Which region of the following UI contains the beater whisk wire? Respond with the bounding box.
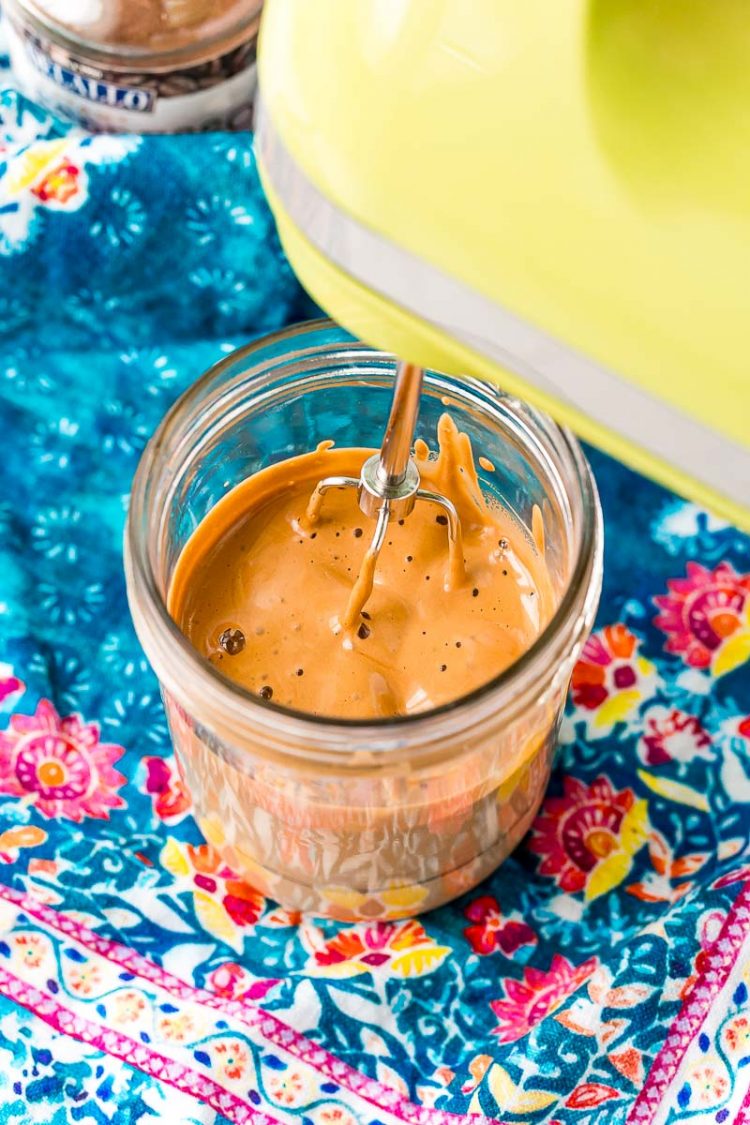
[304,360,465,618]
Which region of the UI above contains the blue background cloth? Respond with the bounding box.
[1,79,750,1125]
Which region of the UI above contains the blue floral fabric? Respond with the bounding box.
[2,67,750,1125]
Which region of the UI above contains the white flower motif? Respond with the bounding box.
[101,633,151,681]
[4,364,54,396]
[119,348,178,398]
[186,194,254,245]
[98,399,151,457]
[90,187,146,248]
[31,417,81,471]
[38,578,106,626]
[31,505,84,563]
[103,688,169,748]
[210,136,255,169]
[188,267,261,318]
[27,649,91,712]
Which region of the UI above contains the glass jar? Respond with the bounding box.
[125,320,602,920]
[4,0,262,133]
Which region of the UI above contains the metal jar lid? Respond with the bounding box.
[8,0,264,72]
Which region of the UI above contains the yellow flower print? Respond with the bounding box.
[158,1012,195,1042]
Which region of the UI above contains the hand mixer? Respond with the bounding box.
[254,0,750,533]
[303,361,463,630]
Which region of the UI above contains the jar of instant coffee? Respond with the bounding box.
[4,0,263,132]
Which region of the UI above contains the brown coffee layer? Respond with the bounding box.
[169,414,553,719]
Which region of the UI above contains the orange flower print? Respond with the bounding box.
[0,824,47,864]
[211,1039,251,1082]
[683,1060,730,1108]
[112,991,147,1024]
[31,161,81,205]
[314,1109,357,1125]
[570,624,658,736]
[266,1067,309,1106]
[461,1055,492,1095]
[723,1015,750,1055]
[12,933,45,969]
[68,962,102,995]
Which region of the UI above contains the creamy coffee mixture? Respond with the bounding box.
[169,414,553,719]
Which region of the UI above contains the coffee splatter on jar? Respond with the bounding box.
[4,0,262,132]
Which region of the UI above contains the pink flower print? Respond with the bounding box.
[0,700,125,821]
[463,895,536,956]
[679,910,727,1000]
[529,775,647,898]
[654,561,750,677]
[639,707,713,766]
[0,664,24,710]
[208,961,279,1001]
[141,754,191,823]
[209,961,252,998]
[490,954,598,1042]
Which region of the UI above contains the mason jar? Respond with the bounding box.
[5,0,262,132]
[125,320,602,920]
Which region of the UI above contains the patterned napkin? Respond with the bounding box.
[1,72,750,1125]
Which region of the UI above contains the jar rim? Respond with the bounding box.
[126,319,602,747]
[7,0,262,71]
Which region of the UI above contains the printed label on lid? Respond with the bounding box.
[23,33,155,112]
[5,17,257,133]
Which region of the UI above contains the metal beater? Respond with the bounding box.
[305,362,464,629]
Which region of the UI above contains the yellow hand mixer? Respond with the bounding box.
[254,0,750,535]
